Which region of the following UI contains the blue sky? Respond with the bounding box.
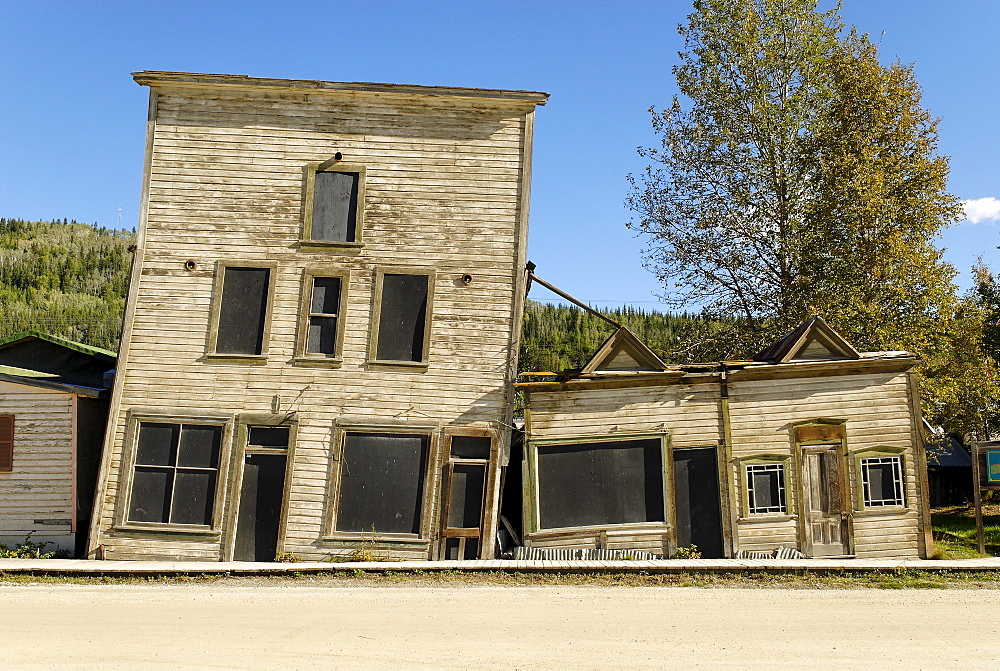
[1,1,997,309]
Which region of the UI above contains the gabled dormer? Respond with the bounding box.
[752,316,860,364]
[580,327,667,374]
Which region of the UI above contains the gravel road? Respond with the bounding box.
[1,582,997,668]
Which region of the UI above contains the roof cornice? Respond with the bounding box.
[132,71,549,105]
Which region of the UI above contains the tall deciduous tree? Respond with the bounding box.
[628,0,961,351]
[627,0,988,433]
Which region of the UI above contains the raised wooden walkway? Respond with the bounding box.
[2,557,1000,576]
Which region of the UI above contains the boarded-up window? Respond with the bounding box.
[375,274,429,362]
[306,276,341,355]
[216,267,270,355]
[312,171,360,242]
[128,422,223,526]
[746,463,787,514]
[0,415,13,472]
[861,456,904,507]
[535,439,664,530]
[336,432,428,535]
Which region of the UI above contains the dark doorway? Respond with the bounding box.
[672,447,724,558]
[234,453,287,561]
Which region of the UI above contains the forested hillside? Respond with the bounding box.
[0,218,134,351]
[520,301,712,373]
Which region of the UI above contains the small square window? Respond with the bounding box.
[301,163,366,248]
[746,463,787,514]
[860,456,904,507]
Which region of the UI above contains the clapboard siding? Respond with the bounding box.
[92,75,542,562]
[0,382,76,550]
[521,362,929,559]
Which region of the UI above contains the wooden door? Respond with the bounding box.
[801,446,849,557]
[440,462,487,560]
[672,447,724,558]
[234,453,287,561]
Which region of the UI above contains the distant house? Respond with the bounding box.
[924,426,972,506]
[516,317,933,559]
[0,331,114,556]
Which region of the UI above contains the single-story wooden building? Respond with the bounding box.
[516,317,932,559]
[0,331,114,556]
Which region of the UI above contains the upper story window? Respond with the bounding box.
[295,268,350,365]
[370,268,435,367]
[208,262,276,361]
[301,163,366,249]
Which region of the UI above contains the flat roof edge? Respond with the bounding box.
[132,71,549,105]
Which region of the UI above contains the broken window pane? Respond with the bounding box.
[861,456,904,507]
[746,463,787,514]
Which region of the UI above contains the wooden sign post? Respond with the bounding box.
[972,438,1000,555]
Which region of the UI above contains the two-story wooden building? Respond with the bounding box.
[517,317,933,559]
[89,72,547,561]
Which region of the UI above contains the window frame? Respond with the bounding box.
[0,414,13,473]
[293,267,350,366]
[525,432,672,534]
[322,421,441,547]
[739,454,794,520]
[439,427,499,560]
[852,446,909,512]
[368,266,436,369]
[300,162,367,250]
[115,411,233,535]
[221,412,298,561]
[206,261,278,363]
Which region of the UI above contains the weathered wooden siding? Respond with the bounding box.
[526,382,724,445]
[521,367,926,559]
[0,382,75,552]
[522,381,722,555]
[92,79,539,561]
[728,371,922,558]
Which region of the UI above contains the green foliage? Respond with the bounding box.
[0,533,55,559]
[673,545,701,559]
[0,217,133,350]
[519,301,720,373]
[627,0,988,433]
[931,507,1000,558]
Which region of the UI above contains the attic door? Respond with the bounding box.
[800,446,849,557]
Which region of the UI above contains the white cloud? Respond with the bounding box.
[963,197,1000,224]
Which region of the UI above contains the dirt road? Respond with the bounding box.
[1,582,997,668]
